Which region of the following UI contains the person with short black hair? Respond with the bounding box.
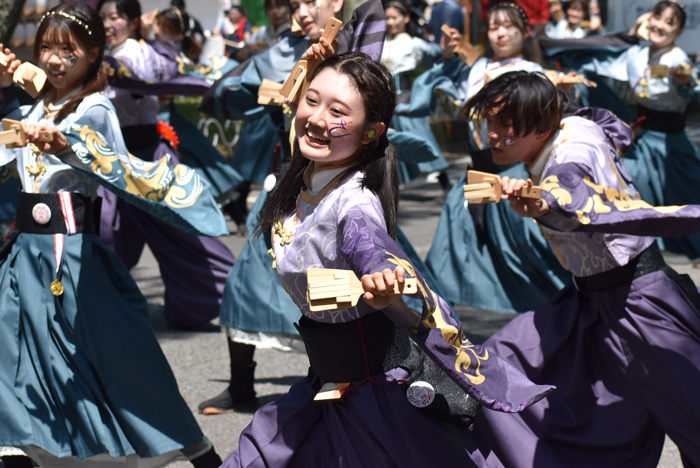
[403,3,571,315]
[467,70,700,468]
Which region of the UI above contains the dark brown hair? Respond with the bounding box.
[652,0,686,29]
[157,7,189,38]
[484,4,534,60]
[568,0,591,22]
[96,0,142,39]
[256,52,400,239]
[34,3,107,124]
[464,71,562,138]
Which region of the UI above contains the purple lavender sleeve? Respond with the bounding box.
[537,162,700,236]
[338,205,555,412]
[106,41,211,96]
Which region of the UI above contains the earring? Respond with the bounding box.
[367,130,376,138]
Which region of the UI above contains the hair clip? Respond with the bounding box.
[172,7,186,35]
[40,10,93,35]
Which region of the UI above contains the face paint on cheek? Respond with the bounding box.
[329,119,352,138]
[110,21,127,39]
[64,55,78,67]
[314,0,323,12]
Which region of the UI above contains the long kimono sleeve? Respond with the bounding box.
[537,161,700,236]
[394,58,471,117]
[198,34,308,120]
[672,57,700,101]
[337,202,554,412]
[106,40,215,96]
[539,32,638,72]
[411,37,442,70]
[59,103,228,237]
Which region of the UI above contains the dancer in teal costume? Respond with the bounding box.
[381,0,448,187]
[402,3,570,313]
[0,4,224,467]
[544,1,700,260]
[428,165,569,313]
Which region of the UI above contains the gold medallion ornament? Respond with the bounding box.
[50,279,64,296]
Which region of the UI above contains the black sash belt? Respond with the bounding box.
[295,312,411,383]
[16,192,100,235]
[121,124,160,151]
[637,106,686,134]
[573,243,665,291]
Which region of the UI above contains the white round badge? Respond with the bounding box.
[406,381,435,408]
[32,203,51,225]
[263,173,277,192]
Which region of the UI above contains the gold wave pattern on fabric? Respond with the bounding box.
[70,124,202,209]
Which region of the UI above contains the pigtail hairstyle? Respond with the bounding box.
[34,3,107,124]
[257,52,400,239]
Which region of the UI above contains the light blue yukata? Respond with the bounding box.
[578,43,700,258]
[0,88,226,466]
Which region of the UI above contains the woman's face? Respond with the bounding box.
[229,9,243,22]
[385,7,408,37]
[567,5,585,25]
[39,32,96,99]
[266,3,290,28]
[290,0,341,41]
[487,11,526,60]
[295,68,375,169]
[99,2,136,48]
[648,6,682,48]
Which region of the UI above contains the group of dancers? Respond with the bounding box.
[1,0,700,467]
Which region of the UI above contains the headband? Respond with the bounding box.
[385,0,409,15]
[491,3,529,28]
[40,10,92,36]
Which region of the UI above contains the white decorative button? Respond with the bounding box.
[406,381,435,408]
[32,203,51,225]
[263,173,277,192]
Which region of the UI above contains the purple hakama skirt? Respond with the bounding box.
[477,268,700,467]
[222,367,505,468]
[99,139,235,329]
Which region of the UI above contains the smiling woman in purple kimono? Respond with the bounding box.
[219,52,554,468]
[464,71,700,468]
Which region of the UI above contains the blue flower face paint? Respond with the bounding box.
[329,119,352,138]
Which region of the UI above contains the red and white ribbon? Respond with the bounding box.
[53,233,64,275]
[58,191,76,235]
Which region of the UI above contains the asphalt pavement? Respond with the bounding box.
[129,153,691,467]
